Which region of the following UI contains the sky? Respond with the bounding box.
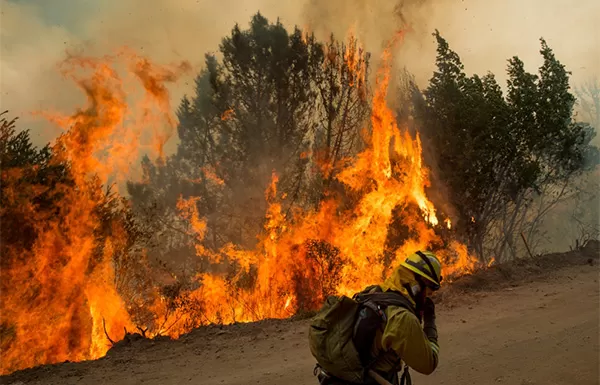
[1,0,599,147]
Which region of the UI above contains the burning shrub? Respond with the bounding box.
[149,279,206,335]
[0,114,135,372]
[0,322,16,358]
[1,46,190,373]
[0,113,73,264]
[386,203,429,256]
[293,240,346,312]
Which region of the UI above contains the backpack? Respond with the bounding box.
[308,285,417,383]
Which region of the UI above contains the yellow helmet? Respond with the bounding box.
[400,250,443,290]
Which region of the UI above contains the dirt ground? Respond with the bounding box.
[2,245,599,385]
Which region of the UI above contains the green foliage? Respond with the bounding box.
[417,31,598,259]
[216,13,320,163]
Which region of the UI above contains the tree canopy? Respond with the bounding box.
[415,31,598,260]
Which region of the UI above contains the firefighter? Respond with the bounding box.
[369,251,442,382]
[311,250,442,385]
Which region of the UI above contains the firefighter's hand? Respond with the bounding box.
[422,297,438,341]
[423,297,435,321]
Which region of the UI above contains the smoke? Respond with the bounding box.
[2,0,598,145]
[0,0,305,146]
[303,0,599,88]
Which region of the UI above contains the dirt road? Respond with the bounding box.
[3,258,599,385]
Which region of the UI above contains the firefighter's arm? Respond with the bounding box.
[380,307,439,375]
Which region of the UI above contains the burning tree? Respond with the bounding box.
[128,13,373,259]
[121,28,477,334]
[0,49,191,374]
[0,112,135,372]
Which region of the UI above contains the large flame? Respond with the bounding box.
[1,49,190,374]
[158,36,478,330]
[1,35,479,375]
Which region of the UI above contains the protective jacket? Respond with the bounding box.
[368,265,440,376]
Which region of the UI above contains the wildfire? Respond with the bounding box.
[184,166,225,187]
[301,24,312,44]
[0,49,190,374]
[445,218,452,229]
[1,34,481,375]
[344,30,366,89]
[220,108,234,121]
[438,241,477,278]
[201,166,225,186]
[163,33,479,328]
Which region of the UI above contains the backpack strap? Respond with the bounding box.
[352,284,382,299]
[352,286,417,375]
[400,364,412,385]
[357,290,417,316]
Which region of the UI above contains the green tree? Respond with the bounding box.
[417,32,596,261]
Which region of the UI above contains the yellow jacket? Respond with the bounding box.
[369,266,440,375]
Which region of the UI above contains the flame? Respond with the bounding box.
[184,167,224,187]
[344,30,366,90]
[202,166,225,186]
[176,196,208,255]
[301,24,312,44]
[1,49,189,374]
[160,33,478,330]
[220,108,234,121]
[438,241,477,278]
[445,218,452,229]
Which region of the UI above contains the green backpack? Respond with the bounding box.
[308,285,416,383]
